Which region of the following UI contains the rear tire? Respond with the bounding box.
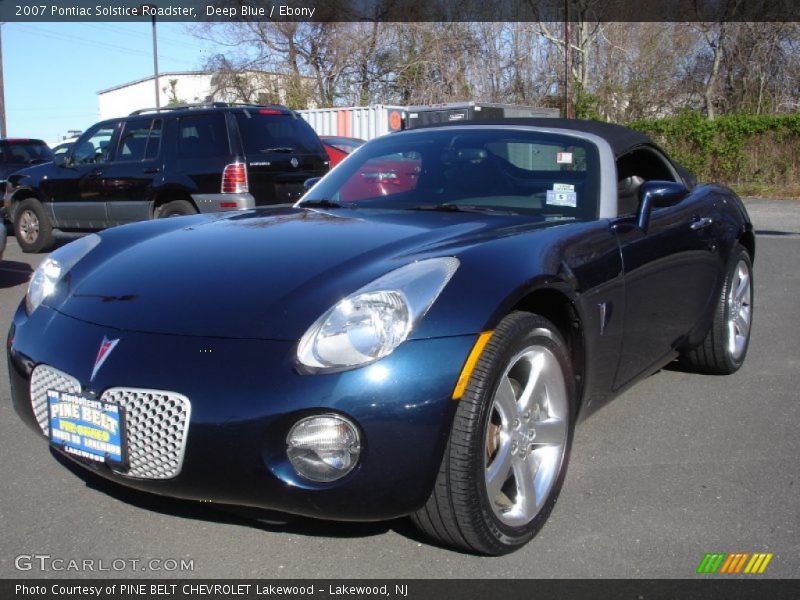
[411,311,575,555]
[156,200,197,218]
[13,198,54,254]
[681,244,753,374]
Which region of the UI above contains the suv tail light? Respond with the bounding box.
[222,162,248,194]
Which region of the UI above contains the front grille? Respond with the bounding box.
[29,365,81,436]
[103,388,191,479]
[29,365,192,480]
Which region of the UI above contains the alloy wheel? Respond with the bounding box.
[727,259,752,360]
[484,346,569,526]
[19,209,40,245]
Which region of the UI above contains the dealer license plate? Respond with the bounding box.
[47,389,127,467]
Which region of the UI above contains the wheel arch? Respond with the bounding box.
[738,227,755,261]
[150,187,198,218]
[8,187,46,222]
[498,285,586,418]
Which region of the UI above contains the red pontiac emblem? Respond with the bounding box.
[90,337,120,381]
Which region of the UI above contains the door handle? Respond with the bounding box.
[690,216,713,230]
[143,167,161,174]
[88,169,103,177]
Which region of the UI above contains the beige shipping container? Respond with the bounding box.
[298,105,406,141]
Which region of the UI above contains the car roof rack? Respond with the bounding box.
[129,102,291,116]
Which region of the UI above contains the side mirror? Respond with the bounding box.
[636,180,689,231]
[53,153,68,167]
[303,177,321,191]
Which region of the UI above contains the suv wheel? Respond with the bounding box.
[14,198,55,253]
[157,200,197,219]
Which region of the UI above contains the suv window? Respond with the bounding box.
[145,120,162,160]
[178,114,228,158]
[72,123,118,165]
[0,141,53,165]
[117,119,150,162]
[235,112,323,154]
[115,118,163,162]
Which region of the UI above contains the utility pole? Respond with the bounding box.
[151,14,160,109]
[0,23,7,137]
[564,1,573,119]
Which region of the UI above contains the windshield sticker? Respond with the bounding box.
[546,190,578,208]
[556,152,573,164]
[553,183,575,192]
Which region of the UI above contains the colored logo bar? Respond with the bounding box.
[697,552,773,574]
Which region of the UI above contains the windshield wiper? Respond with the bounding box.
[407,203,519,215]
[299,199,346,209]
[259,147,295,153]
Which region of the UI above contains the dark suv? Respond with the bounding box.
[1,139,53,217]
[4,103,329,253]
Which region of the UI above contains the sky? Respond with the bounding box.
[2,22,226,144]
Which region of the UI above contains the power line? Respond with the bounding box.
[12,24,197,66]
[85,23,211,52]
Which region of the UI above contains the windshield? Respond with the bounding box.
[0,141,54,166]
[300,128,600,219]
[236,111,325,155]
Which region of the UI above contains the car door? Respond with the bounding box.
[47,121,121,229]
[612,147,720,389]
[104,118,164,226]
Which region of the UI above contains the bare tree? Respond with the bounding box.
[189,18,798,120]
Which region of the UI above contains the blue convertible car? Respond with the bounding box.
[7,119,754,554]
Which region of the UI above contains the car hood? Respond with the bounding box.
[51,207,553,340]
[0,163,27,180]
[5,161,51,183]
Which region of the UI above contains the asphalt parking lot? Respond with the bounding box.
[0,199,798,579]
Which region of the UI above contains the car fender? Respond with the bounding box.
[482,274,582,330]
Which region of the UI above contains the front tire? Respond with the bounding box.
[681,244,753,374]
[412,312,575,555]
[13,198,55,253]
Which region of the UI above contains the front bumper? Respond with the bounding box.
[8,304,476,521]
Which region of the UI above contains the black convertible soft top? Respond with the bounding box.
[411,117,654,158]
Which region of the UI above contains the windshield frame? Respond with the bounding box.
[298,125,604,220]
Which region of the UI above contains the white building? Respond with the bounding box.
[97,70,308,120]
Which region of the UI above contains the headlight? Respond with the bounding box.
[297,257,459,371]
[26,234,101,314]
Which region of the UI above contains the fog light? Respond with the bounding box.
[286,415,361,482]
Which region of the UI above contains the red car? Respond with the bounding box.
[339,154,421,201]
[317,136,420,200]
[320,136,365,167]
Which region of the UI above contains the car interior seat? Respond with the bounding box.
[443,147,513,201]
[617,175,645,216]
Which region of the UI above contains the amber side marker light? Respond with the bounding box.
[452,331,494,400]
